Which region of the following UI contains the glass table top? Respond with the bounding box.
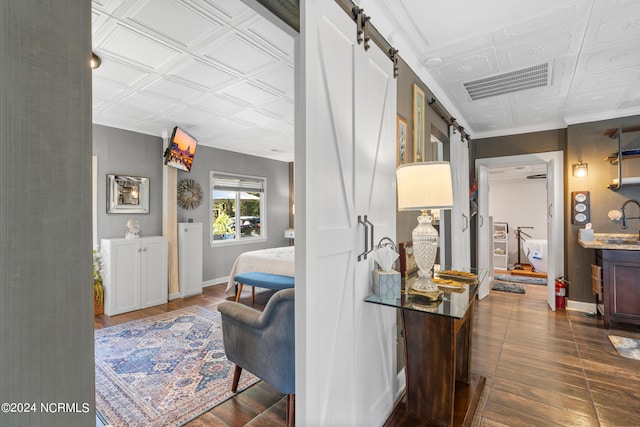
[364,266,486,319]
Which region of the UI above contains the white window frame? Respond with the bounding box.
[210,171,267,247]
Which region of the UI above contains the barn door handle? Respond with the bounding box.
[548,203,553,218]
[462,213,469,232]
[358,215,369,261]
[479,215,484,227]
[364,216,375,258]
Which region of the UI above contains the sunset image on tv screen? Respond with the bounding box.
[165,127,197,172]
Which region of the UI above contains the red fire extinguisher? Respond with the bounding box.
[555,277,569,309]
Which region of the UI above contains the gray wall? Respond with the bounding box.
[93,125,290,285]
[176,145,290,284]
[396,57,451,261]
[1,1,95,426]
[567,115,640,303]
[93,125,164,239]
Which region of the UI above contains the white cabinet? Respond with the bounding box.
[492,222,509,270]
[101,236,168,315]
[178,222,202,298]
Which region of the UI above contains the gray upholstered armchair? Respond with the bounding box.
[218,288,295,426]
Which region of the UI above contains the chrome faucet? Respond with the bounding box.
[621,199,640,240]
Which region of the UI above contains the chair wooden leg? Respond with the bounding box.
[235,283,243,302]
[231,365,242,393]
[251,286,255,304]
[286,394,295,427]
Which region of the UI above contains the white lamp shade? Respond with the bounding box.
[396,162,454,211]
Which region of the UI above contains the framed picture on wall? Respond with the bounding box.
[107,174,150,214]
[397,115,408,166]
[412,84,425,162]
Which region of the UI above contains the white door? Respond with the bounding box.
[476,165,492,300]
[298,1,397,425]
[140,237,168,308]
[179,222,203,298]
[450,127,470,268]
[546,160,556,310]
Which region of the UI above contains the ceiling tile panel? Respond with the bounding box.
[128,0,222,48]
[218,81,279,105]
[117,92,178,114]
[231,109,280,127]
[98,24,181,70]
[192,93,248,115]
[168,58,237,90]
[491,2,590,45]
[189,0,252,23]
[245,18,294,58]
[435,48,500,83]
[141,77,204,102]
[498,30,580,68]
[92,80,125,106]
[255,63,294,97]
[99,103,155,125]
[159,106,217,127]
[202,33,278,75]
[576,39,640,75]
[92,58,150,87]
[259,99,294,120]
[586,2,640,46]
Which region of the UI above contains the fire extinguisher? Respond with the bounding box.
[555,277,569,309]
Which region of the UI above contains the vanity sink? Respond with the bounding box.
[598,239,640,245]
[579,233,640,250]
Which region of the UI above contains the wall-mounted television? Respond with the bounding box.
[164,126,198,172]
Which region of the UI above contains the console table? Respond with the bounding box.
[365,267,486,427]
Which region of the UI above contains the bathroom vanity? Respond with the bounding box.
[579,234,640,328]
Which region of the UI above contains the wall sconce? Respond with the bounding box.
[90,52,101,70]
[573,159,588,178]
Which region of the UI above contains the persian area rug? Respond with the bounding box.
[494,274,546,285]
[491,281,525,294]
[608,335,640,360]
[95,306,259,427]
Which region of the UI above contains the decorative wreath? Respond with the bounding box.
[177,178,203,210]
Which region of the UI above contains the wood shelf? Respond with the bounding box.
[604,125,640,138]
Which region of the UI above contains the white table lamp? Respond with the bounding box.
[397,162,454,293]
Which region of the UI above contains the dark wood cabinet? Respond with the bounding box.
[596,249,640,328]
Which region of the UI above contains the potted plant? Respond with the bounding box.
[93,249,104,315]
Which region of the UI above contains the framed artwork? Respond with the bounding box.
[412,84,425,162]
[107,174,149,214]
[397,115,408,166]
[398,241,418,277]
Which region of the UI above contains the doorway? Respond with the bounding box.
[476,151,564,310]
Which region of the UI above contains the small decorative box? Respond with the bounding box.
[373,269,401,301]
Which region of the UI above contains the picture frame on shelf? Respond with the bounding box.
[397,115,409,166]
[398,241,418,277]
[412,84,425,163]
[107,174,149,214]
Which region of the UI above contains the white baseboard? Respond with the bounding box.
[566,299,596,313]
[169,292,181,300]
[204,276,228,288]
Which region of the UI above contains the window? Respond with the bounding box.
[211,172,266,245]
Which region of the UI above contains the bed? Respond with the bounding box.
[225,246,295,295]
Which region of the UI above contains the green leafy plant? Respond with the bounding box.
[213,211,234,235]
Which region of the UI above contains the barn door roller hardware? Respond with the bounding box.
[353,6,371,50]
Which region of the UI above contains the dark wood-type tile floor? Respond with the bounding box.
[95,282,640,426]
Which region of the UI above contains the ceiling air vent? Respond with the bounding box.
[463,62,551,101]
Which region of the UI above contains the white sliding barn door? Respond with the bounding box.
[476,165,492,300]
[297,1,398,425]
[450,127,470,268]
